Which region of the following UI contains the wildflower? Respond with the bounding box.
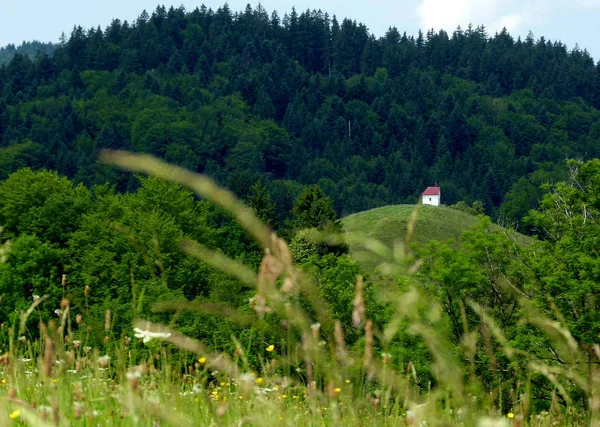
[133,327,171,344]
[9,410,20,419]
[33,295,40,301]
[126,369,141,390]
[73,340,81,348]
[98,355,110,368]
[126,370,141,380]
[266,344,275,352]
[255,377,263,385]
[311,322,321,332]
[507,413,515,419]
[334,387,342,393]
[352,276,365,327]
[345,379,351,384]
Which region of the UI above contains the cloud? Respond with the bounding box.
[417,0,528,34]
[491,13,524,33]
[417,0,600,36]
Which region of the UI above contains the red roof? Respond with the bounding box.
[422,186,440,196]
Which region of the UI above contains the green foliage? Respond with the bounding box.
[1,5,599,223]
[291,185,340,232]
[289,228,330,262]
[525,159,600,344]
[0,41,55,66]
[0,234,64,326]
[0,169,91,244]
[450,200,485,216]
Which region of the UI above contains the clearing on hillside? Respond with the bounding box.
[343,204,531,270]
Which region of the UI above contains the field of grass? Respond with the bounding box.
[343,204,532,270]
[0,155,588,427]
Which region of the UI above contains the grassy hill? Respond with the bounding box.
[343,204,532,270]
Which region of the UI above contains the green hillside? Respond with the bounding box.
[343,204,532,269]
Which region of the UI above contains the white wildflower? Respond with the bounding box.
[477,417,510,427]
[126,370,141,380]
[133,327,171,344]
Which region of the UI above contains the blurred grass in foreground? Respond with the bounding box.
[0,151,594,426]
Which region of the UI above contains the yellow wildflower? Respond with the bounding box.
[508,413,515,419]
[198,357,207,364]
[345,379,350,384]
[9,410,20,419]
[266,344,275,352]
[334,387,342,393]
[255,377,263,384]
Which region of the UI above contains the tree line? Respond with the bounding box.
[0,4,598,224]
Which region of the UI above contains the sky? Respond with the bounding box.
[1,0,599,62]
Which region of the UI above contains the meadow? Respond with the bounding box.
[0,152,596,426]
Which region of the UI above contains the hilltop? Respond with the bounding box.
[343,204,532,269]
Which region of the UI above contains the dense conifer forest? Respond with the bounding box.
[1,4,599,223]
[0,40,55,66]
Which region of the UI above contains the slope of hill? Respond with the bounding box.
[343,204,532,269]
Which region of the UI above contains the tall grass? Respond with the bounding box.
[0,151,595,426]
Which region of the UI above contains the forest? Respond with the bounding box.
[0,41,55,66]
[1,3,600,423]
[0,4,599,223]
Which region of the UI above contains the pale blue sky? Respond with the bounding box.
[1,0,598,62]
